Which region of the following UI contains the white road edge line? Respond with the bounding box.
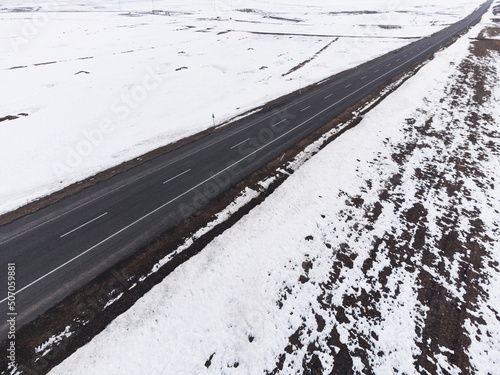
[272,119,286,127]
[163,169,191,184]
[230,138,250,150]
[60,212,108,238]
[0,31,460,304]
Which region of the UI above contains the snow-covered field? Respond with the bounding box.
[47,2,500,374]
[0,0,483,214]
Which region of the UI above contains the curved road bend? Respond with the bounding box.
[0,0,493,337]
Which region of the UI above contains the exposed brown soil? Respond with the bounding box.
[477,26,500,41]
[283,39,338,77]
[328,11,381,16]
[237,8,259,14]
[249,30,418,39]
[0,115,19,122]
[33,61,56,66]
[268,15,303,23]
[378,25,402,30]
[265,25,500,375]
[413,41,498,375]
[0,113,28,122]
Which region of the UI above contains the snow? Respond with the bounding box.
[102,292,124,309]
[47,2,500,374]
[0,0,484,214]
[35,326,73,357]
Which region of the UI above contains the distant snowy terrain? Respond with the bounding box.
[48,2,500,374]
[0,0,483,214]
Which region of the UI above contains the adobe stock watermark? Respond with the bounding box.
[15,269,130,375]
[341,0,403,66]
[6,263,17,372]
[177,107,296,217]
[51,64,166,180]
[8,1,63,53]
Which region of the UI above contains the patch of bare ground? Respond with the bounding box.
[477,26,500,42]
[237,8,258,13]
[412,34,499,374]
[378,25,402,30]
[248,30,417,39]
[0,114,26,122]
[268,15,303,23]
[328,11,381,16]
[266,27,500,374]
[283,39,338,77]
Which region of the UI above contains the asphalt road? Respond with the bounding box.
[0,0,493,338]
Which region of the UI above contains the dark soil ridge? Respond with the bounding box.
[283,39,338,77]
[248,30,419,39]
